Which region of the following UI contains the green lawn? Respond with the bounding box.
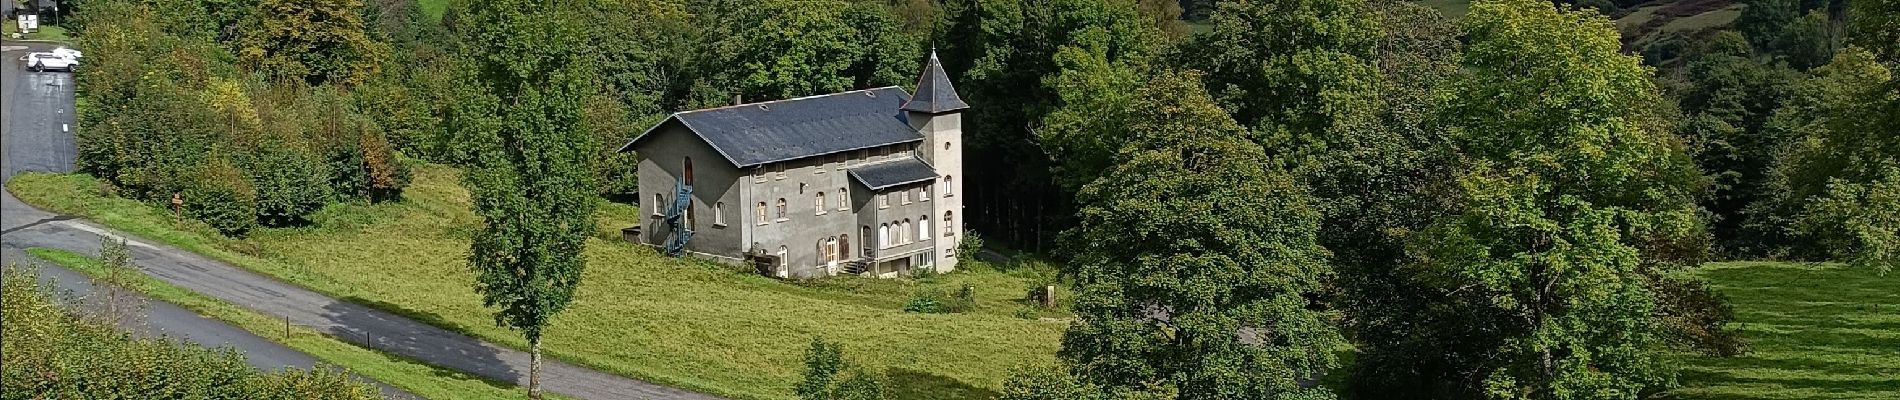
[1672,262,1900,400]
[4,21,73,43]
[6,165,1068,400]
[24,248,546,400]
[1414,0,1472,19]
[418,0,450,22]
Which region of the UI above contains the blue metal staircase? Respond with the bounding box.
[662,180,694,256]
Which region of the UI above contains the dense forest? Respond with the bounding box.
[42,0,1897,399]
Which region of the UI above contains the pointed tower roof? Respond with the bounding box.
[901,51,969,114]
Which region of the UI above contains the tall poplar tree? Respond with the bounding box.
[456,1,598,398]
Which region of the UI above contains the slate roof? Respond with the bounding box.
[900,51,969,114]
[848,157,938,190]
[619,87,922,168]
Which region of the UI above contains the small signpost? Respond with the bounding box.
[16,14,37,33]
[170,193,183,225]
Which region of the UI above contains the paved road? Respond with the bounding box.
[0,41,415,399]
[0,42,720,400]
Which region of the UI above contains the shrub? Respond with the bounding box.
[319,113,411,202]
[181,156,260,236]
[796,337,888,400]
[903,290,943,314]
[904,285,975,314]
[1,264,379,399]
[246,146,333,226]
[957,229,985,260]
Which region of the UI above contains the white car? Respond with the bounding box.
[21,52,78,72]
[51,47,83,59]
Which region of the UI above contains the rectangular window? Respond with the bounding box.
[754,168,767,183]
[714,202,727,226]
[652,194,664,216]
[920,186,930,201]
[879,193,889,209]
[774,163,786,180]
[900,189,911,205]
[756,202,768,225]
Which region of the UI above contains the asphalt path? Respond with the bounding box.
[0,41,719,400]
[0,41,415,399]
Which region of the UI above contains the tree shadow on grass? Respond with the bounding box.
[342,295,476,336]
[1673,263,1900,400]
[886,368,1000,400]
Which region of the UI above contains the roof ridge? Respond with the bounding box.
[681,86,907,115]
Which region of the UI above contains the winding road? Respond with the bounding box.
[0,41,718,400]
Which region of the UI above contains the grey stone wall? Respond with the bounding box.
[635,123,744,259]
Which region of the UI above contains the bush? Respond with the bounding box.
[1,264,380,399]
[957,230,985,260]
[903,290,943,314]
[246,146,332,226]
[181,156,260,237]
[904,285,975,314]
[796,337,888,400]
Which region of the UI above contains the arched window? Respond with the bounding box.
[756,202,768,225]
[839,234,850,260]
[901,219,912,244]
[944,176,954,196]
[815,192,827,215]
[918,215,928,241]
[776,198,787,220]
[778,246,788,267]
[838,187,849,211]
[860,226,872,255]
[944,211,954,236]
[683,157,694,185]
[713,202,726,226]
[817,240,826,265]
[653,193,665,216]
[879,224,890,248]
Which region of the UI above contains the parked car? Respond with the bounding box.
[51,47,83,59]
[21,52,78,72]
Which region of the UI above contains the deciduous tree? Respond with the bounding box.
[457,1,600,398]
[1360,0,1716,398]
[1059,70,1339,399]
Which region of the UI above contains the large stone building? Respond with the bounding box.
[619,52,966,278]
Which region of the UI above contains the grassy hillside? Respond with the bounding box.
[1415,0,1473,19]
[1674,262,1899,400]
[6,164,1068,400]
[1614,0,1745,49]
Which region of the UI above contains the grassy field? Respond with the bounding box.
[6,165,1068,400]
[1672,262,1899,400]
[3,21,72,43]
[1415,0,1472,19]
[417,0,450,22]
[24,248,548,400]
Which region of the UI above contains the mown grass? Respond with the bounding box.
[3,21,73,43]
[1671,262,1900,400]
[26,247,546,400]
[7,165,1068,400]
